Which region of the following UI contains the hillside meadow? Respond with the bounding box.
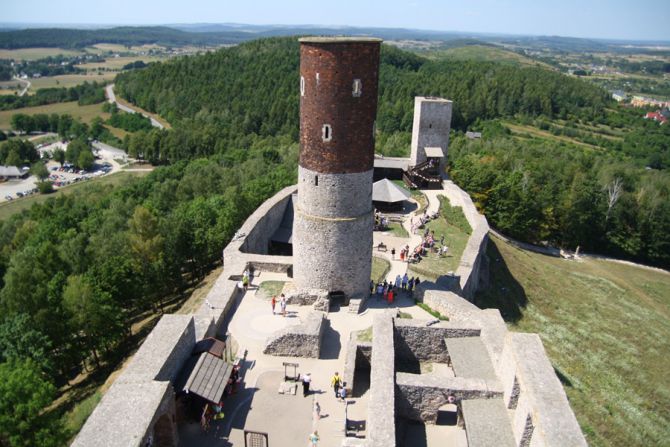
[478,235,670,447]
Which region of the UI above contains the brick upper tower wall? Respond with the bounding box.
[299,38,380,174]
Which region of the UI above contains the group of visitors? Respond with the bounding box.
[372,274,421,303]
[409,210,439,235]
[270,293,287,316]
[374,210,389,231]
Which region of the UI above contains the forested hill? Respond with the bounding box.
[116,37,609,136]
[0,26,250,49]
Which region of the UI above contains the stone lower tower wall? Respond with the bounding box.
[410,96,453,169]
[293,37,381,300]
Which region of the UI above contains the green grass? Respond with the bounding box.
[408,196,471,281]
[371,256,391,284]
[478,235,670,447]
[0,171,149,221]
[257,280,285,300]
[416,302,449,320]
[398,311,413,319]
[388,221,409,238]
[0,101,109,130]
[357,326,373,342]
[62,391,102,436]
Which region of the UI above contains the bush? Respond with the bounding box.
[37,181,54,194]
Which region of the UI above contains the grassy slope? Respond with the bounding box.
[478,235,670,447]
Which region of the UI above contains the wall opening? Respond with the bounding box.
[352,79,362,97]
[315,175,318,186]
[300,76,305,96]
[322,124,332,142]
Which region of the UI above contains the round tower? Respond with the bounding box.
[293,37,382,301]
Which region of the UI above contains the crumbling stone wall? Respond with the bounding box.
[395,373,503,423]
[263,311,326,358]
[394,319,480,367]
[367,314,396,447]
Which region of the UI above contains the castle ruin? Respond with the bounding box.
[72,36,587,447]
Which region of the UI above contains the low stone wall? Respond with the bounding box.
[396,372,503,423]
[440,180,490,301]
[237,186,295,255]
[416,289,508,366]
[343,334,372,396]
[367,314,396,447]
[394,319,480,366]
[499,333,588,447]
[73,315,214,447]
[263,311,326,358]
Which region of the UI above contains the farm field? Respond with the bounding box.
[0,47,84,60]
[0,101,109,130]
[76,55,165,71]
[427,44,554,69]
[28,73,116,90]
[502,120,605,150]
[478,235,670,447]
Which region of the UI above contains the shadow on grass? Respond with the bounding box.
[475,239,528,323]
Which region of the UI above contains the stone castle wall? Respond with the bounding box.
[439,180,491,301]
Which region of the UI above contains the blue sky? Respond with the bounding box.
[4,0,669,41]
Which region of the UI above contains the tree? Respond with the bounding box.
[0,359,66,447]
[5,150,21,167]
[89,116,104,140]
[52,148,65,167]
[30,161,49,181]
[65,138,88,167]
[605,177,623,223]
[77,149,95,171]
[0,314,53,374]
[62,274,124,368]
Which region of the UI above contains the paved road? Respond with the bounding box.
[13,76,31,96]
[105,84,165,129]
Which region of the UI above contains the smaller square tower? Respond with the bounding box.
[410,97,453,171]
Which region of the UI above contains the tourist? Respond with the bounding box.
[440,234,445,246]
[402,273,408,290]
[339,384,347,402]
[242,273,249,291]
[376,283,384,297]
[280,294,287,317]
[395,275,401,289]
[408,277,414,292]
[388,287,394,305]
[415,277,421,287]
[391,247,396,259]
[383,285,389,302]
[331,372,342,398]
[271,295,277,314]
[309,430,320,447]
[399,248,405,262]
[314,400,321,421]
[302,372,312,397]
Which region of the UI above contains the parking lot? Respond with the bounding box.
[0,140,123,203]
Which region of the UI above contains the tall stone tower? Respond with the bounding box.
[410,96,453,171]
[293,37,381,302]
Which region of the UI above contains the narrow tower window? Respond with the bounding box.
[315,175,319,186]
[316,73,320,85]
[300,76,305,96]
[322,124,332,142]
[352,79,362,97]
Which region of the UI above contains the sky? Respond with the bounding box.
[3,0,670,41]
